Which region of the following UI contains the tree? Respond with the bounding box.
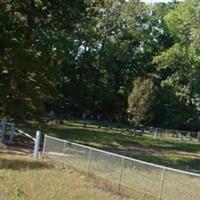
[154,0,200,129]
[0,0,87,120]
[127,77,156,126]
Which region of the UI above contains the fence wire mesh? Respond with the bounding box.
[44,135,200,200]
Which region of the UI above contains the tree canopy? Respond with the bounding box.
[1,0,200,130]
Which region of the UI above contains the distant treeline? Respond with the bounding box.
[0,0,200,130]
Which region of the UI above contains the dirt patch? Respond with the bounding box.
[0,143,32,156]
[0,134,35,157]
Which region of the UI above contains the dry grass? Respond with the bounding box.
[46,153,158,200]
[0,154,127,200]
[45,145,200,200]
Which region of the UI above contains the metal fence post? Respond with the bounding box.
[42,134,47,158]
[187,132,192,141]
[33,130,41,159]
[63,141,66,156]
[154,128,158,140]
[117,157,125,193]
[198,132,200,142]
[87,149,92,175]
[158,168,166,200]
[178,132,183,142]
[0,120,6,142]
[62,141,66,168]
[8,122,15,143]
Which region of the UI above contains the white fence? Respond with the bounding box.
[0,119,41,159]
[43,135,200,200]
[15,129,41,159]
[0,120,15,143]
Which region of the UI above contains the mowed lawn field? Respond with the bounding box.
[20,119,200,173]
[0,153,126,200]
[1,120,200,200]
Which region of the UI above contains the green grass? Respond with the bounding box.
[7,120,200,200]
[46,126,200,152]
[17,120,200,172]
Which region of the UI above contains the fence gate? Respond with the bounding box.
[0,119,42,159]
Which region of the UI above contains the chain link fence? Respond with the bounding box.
[43,135,200,200]
[63,119,200,142]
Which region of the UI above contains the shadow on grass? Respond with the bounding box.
[64,118,129,129]
[132,154,200,172]
[0,158,53,170]
[45,126,139,148]
[45,126,200,153]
